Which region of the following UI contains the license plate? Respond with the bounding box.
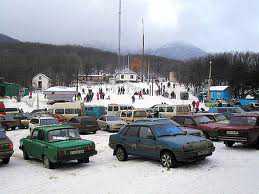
[226,131,239,135]
[70,150,84,155]
[198,150,209,156]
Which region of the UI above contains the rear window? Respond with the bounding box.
[134,111,146,117]
[40,119,58,125]
[215,114,227,122]
[194,116,212,124]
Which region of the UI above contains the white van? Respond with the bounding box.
[151,104,191,118]
[107,104,134,116]
[48,101,83,121]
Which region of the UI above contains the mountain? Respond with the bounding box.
[149,42,207,61]
[0,33,20,44]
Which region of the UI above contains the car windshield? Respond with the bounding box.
[215,114,227,122]
[134,111,146,117]
[48,128,81,142]
[230,117,258,126]
[154,124,185,137]
[107,116,121,121]
[194,116,213,124]
[0,130,6,139]
[40,119,58,125]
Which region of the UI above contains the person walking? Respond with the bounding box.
[132,95,135,104]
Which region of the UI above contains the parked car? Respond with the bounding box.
[48,101,83,121]
[150,104,191,118]
[120,109,147,123]
[13,113,32,129]
[0,115,20,130]
[19,124,97,169]
[195,113,229,124]
[0,128,14,164]
[208,107,245,119]
[109,122,215,168]
[171,115,227,140]
[97,115,127,132]
[29,115,58,132]
[217,114,259,148]
[134,118,204,137]
[67,116,99,134]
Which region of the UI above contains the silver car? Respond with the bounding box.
[97,115,127,132]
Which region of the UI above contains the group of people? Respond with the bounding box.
[84,91,94,102]
[97,88,105,100]
[192,100,200,113]
[118,86,125,95]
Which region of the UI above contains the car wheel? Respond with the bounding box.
[160,151,177,169]
[23,148,29,160]
[224,141,234,147]
[78,158,89,163]
[2,158,10,164]
[11,126,16,131]
[115,146,128,161]
[43,156,55,169]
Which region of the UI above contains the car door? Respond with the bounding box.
[122,126,139,155]
[29,129,46,159]
[136,126,158,159]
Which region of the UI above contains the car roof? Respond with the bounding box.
[128,122,164,126]
[34,124,75,132]
[136,118,169,122]
[195,113,222,116]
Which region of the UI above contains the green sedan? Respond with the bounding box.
[19,124,97,169]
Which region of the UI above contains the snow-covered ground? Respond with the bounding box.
[1,129,259,194]
[17,82,206,112]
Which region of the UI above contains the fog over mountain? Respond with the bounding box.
[1,0,259,53]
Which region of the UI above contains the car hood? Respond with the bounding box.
[199,123,228,130]
[158,135,207,147]
[50,139,94,149]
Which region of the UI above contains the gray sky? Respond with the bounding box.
[1,0,259,52]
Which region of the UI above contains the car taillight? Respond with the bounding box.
[84,145,93,152]
[8,143,13,150]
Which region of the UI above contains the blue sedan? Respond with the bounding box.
[109,122,215,168]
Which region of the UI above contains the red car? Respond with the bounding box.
[217,114,259,148]
[171,115,227,140]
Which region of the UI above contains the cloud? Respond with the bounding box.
[0,0,259,52]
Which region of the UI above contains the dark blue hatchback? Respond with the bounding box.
[109,122,215,168]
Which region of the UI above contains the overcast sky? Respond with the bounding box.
[1,0,259,52]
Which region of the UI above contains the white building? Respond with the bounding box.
[115,68,138,82]
[32,73,51,90]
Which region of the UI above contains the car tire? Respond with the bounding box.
[2,158,10,164]
[224,141,234,147]
[11,126,16,131]
[115,146,128,161]
[160,151,177,169]
[43,156,55,169]
[23,148,30,160]
[78,158,89,163]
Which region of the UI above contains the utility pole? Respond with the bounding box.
[117,0,122,70]
[207,60,212,101]
[142,17,145,81]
